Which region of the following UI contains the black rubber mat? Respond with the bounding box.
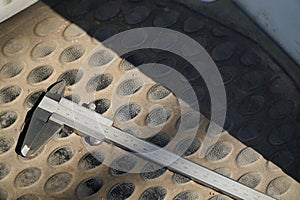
[39,0,300,182]
[1,0,300,199]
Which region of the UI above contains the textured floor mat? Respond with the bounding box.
[0,0,299,199]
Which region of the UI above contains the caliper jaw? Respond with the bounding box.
[20,80,106,157]
[21,108,62,157]
[20,81,66,157]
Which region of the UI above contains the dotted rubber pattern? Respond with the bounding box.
[0,1,299,200]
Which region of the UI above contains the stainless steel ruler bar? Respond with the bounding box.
[40,96,275,200]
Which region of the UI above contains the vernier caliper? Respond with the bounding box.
[20,81,275,200]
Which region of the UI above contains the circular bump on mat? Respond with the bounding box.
[237,122,261,142]
[25,91,43,108]
[94,99,110,114]
[86,74,113,92]
[153,10,179,27]
[0,163,10,180]
[205,141,233,162]
[236,147,260,166]
[183,17,205,33]
[89,49,115,67]
[94,0,121,21]
[0,86,21,104]
[238,71,265,91]
[60,45,85,63]
[146,107,172,126]
[58,69,83,86]
[240,49,261,66]
[63,23,86,41]
[125,6,150,25]
[121,29,148,48]
[0,137,14,155]
[31,41,57,59]
[48,146,75,166]
[0,61,24,79]
[140,186,167,200]
[173,173,191,184]
[267,176,292,196]
[35,17,62,36]
[108,182,135,200]
[239,95,265,115]
[176,112,200,131]
[110,154,137,176]
[27,65,54,84]
[3,37,29,55]
[141,162,167,180]
[211,42,235,61]
[76,177,103,198]
[146,132,171,147]
[44,172,73,194]
[148,84,171,101]
[15,168,41,188]
[115,103,141,122]
[181,40,203,57]
[152,31,178,52]
[117,78,143,96]
[0,111,17,129]
[56,127,73,138]
[238,172,261,188]
[78,152,104,171]
[175,138,201,156]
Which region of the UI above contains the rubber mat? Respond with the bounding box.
[0,0,299,200]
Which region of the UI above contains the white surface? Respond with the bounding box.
[0,0,38,23]
[234,0,300,66]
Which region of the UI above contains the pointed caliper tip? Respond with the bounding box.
[48,80,66,95]
[21,145,31,157]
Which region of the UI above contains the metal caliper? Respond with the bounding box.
[20,81,275,200]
